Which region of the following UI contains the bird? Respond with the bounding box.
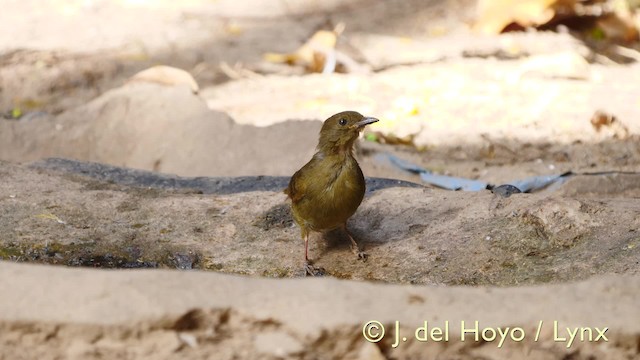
[285,111,379,276]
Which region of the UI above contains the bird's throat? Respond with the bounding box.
[317,136,358,156]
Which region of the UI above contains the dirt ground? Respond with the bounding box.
[1,0,640,359]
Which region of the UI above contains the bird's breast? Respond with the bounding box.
[295,155,366,231]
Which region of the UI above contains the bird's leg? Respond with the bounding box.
[304,231,310,262]
[343,225,367,261]
[302,229,325,276]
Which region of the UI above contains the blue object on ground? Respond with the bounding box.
[419,172,489,191]
[377,153,488,191]
[507,172,572,193]
[383,153,431,174]
[378,152,573,193]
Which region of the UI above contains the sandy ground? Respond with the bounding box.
[1,0,640,359]
[1,261,639,359]
[1,158,639,284]
[0,156,639,358]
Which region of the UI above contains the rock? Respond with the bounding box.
[253,331,303,356]
[0,82,321,177]
[128,66,200,93]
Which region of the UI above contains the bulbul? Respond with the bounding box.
[285,111,379,275]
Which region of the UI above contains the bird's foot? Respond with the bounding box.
[304,261,326,277]
[351,245,368,262]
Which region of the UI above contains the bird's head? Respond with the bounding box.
[317,111,379,154]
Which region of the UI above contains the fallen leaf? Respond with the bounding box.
[596,12,639,42]
[224,21,243,36]
[590,110,629,139]
[263,24,344,73]
[367,131,416,147]
[11,107,22,119]
[474,0,576,34]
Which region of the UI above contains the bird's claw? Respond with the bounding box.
[351,245,368,262]
[356,251,368,262]
[304,261,326,277]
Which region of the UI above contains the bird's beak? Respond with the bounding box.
[354,117,379,129]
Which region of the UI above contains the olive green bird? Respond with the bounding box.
[285,111,378,276]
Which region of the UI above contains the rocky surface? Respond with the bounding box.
[1,159,639,285]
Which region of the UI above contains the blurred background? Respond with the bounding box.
[1,0,639,185]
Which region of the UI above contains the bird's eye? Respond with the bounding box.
[339,118,347,126]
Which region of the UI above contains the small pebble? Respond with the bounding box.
[177,333,198,348]
[491,184,522,198]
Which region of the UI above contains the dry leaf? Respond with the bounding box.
[590,110,629,139]
[223,21,243,36]
[367,131,417,147]
[596,13,640,42]
[474,0,576,34]
[263,24,344,73]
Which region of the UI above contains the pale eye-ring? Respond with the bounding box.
[339,118,347,126]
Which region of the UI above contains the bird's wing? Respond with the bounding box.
[284,168,307,204]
